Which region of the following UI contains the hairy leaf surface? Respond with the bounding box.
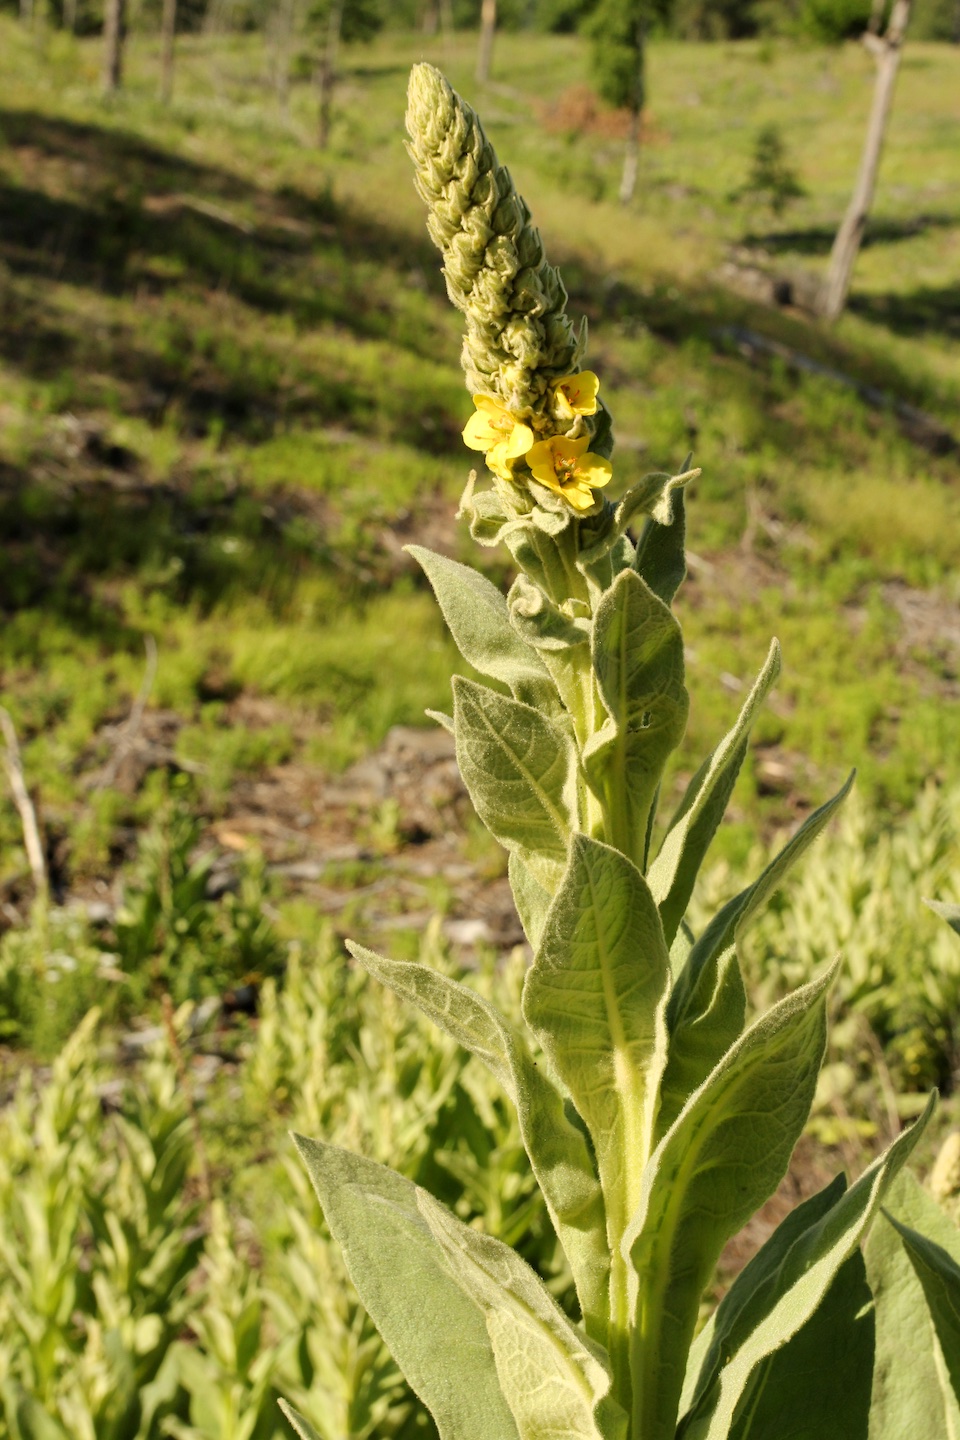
[406,545,553,708]
[452,676,577,891]
[868,1170,960,1435]
[626,967,833,1440]
[886,1215,960,1408]
[347,942,609,1337]
[508,851,552,949]
[586,571,688,866]
[417,1188,628,1440]
[647,639,780,945]
[681,1101,934,1440]
[523,836,671,1223]
[293,1138,519,1440]
[633,479,686,607]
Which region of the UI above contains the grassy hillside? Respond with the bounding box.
[0,19,957,904]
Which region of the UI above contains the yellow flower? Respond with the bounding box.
[462,395,533,460]
[552,371,600,421]
[527,435,612,512]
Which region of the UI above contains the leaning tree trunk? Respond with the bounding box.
[102,0,127,93]
[159,0,177,102]
[317,0,342,149]
[618,20,645,205]
[476,0,496,84]
[819,0,911,322]
[619,106,640,204]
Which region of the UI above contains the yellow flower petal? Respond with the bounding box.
[462,395,530,454]
[526,435,611,511]
[552,371,600,420]
[503,421,534,460]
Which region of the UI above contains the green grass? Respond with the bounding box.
[0,19,957,895]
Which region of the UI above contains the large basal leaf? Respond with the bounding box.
[885,1214,960,1408]
[292,1137,520,1440]
[416,1188,628,1440]
[678,1176,848,1422]
[585,570,688,867]
[406,545,553,709]
[658,773,855,1141]
[868,1170,960,1437]
[452,675,578,891]
[726,1251,874,1440]
[346,941,610,1340]
[680,1101,935,1440]
[625,967,833,1440]
[647,639,781,947]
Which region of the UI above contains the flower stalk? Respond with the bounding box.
[283,63,948,1440]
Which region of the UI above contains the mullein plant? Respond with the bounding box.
[283,65,960,1440]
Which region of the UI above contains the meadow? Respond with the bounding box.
[0,16,958,1436]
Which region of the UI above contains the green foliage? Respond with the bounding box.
[584,0,648,111]
[693,783,960,1096]
[793,0,874,41]
[280,66,956,1440]
[731,124,805,217]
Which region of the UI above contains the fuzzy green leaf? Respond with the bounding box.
[407,545,553,708]
[679,1175,847,1422]
[508,851,552,949]
[654,944,746,1143]
[346,942,610,1338]
[681,1100,935,1440]
[292,1137,520,1440]
[926,898,960,936]
[633,478,686,607]
[647,639,781,946]
[867,1169,960,1438]
[658,773,855,1139]
[678,771,855,988]
[416,1188,628,1440]
[452,676,577,892]
[278,1401,323,1440]
[586,570,688,867]
[626,967,833,1440]
[523,836,671,1229]
[885,1210,960,1408]
[726,1251,874,1440]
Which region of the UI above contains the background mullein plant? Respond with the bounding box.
[284,64,960,1440]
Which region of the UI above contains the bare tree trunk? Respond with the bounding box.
[421,0,438,33]
[317,0,342,149]
[619,24,645,205]
[476,0,495,84]
[867,0,886,32]
[819,0,911,323]
[19,0,33,24]
[953,0,960,42]
[102,0,126,93]
[159,0,177,102]
[619,107,640,204]
[272,0,296,113]
[63,0,77,33]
